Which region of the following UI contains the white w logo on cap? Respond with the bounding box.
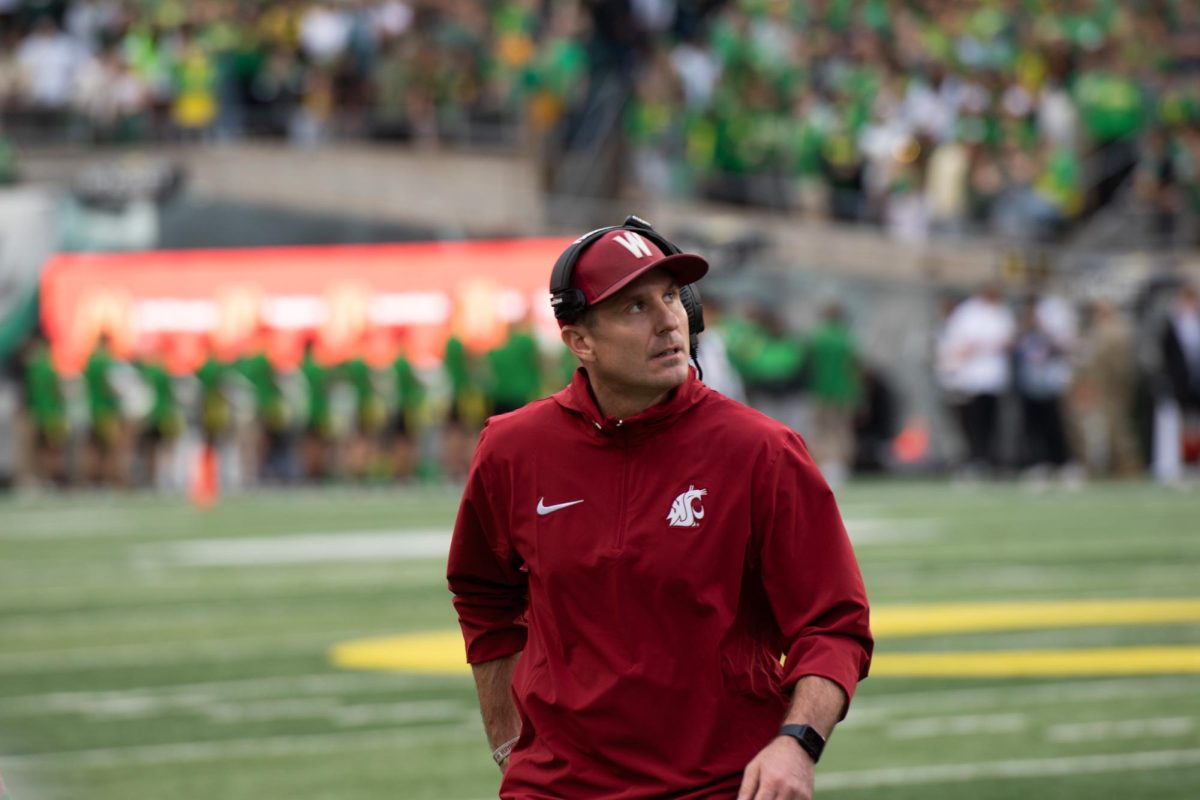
[612,231,654,258]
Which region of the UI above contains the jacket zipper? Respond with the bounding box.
[614,420,628,551]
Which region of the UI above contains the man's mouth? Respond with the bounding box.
[652,345,685,361]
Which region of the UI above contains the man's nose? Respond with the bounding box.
[654,299,681,332]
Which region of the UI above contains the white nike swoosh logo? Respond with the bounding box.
[537,498,584,516]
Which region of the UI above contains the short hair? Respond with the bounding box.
[564,305,596,330]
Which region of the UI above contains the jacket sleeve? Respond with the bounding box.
[446,425,529,664]
[753,433,872,712]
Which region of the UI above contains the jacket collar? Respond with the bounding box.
[553,367,706,435]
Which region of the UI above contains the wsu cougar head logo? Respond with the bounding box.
[666,485,708,528]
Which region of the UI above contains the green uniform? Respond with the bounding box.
[84,344,121,445]
[486,328,541,413]
[196,355,232,440]
[237,353,289,433]
[393,352,425,435]
[807,320,860,408]
[301,350,332,436]
[723,316,807,393]
[444,334,483,424]
[343,357,387,434]
[25,344,67,444]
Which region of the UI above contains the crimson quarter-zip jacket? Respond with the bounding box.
[448,369,872,798]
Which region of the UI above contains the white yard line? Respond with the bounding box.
[885,712,1027,739]
[330,700,467,727]
[0,671,448,716]
[1046,717,1195,743]
[0,723,482,769]
[134,530,452,566]
[0,507,159,538]
[848,676,1200,720]
[0,628,397,673]
[817,748,1200,791]
[841,517,940,546]
[203,698,465,727]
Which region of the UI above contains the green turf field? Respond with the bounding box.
[1,482,1198,799]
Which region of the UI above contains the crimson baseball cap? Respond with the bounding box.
[568,229,709,311]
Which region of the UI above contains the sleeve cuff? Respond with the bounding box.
[464,626,528,664]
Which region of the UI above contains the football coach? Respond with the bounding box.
[448,217,873,799]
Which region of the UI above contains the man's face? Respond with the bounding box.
[565,268,691,411]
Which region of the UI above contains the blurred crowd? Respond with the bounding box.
[936,278,1200,486]
[6,276,1200,493]
[1,1,1199,240]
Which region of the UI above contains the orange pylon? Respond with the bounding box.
[190,445,219,509]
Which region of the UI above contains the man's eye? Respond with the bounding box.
[628,301,645,312]
[664,291,676,302]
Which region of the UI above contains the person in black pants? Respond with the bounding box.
[1013,299,1071,471]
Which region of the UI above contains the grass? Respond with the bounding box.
[0,481,1198,799]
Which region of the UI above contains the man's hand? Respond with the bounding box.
[738,675,846,799]
[736,735,814,800]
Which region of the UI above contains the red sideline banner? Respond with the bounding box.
[41,237,572,375]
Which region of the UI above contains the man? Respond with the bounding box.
[1012,297,1072,477]
[20,332,68,487]
[299,339,333,482]
[935,282,1015,476]
[390,334,426,482]
[806,302,861,487]
[447,220,873,799]
[486,314,543,416]
[1075,300,1140,477]
[692,293,747,404]
[236,339,292,485]
[134,342,183,490]
[340,344,388,482]
[442,331,485,480]
[83,333,125,486]
[1156,283,1200,483]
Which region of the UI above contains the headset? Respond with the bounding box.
[549,216,705,373]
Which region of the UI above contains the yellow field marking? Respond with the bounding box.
[873,599,1200,638]
[330,598,1200,678]
[332,630,468,675]
[872,647,1200,677]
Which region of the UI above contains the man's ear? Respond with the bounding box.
[561,324,595,364]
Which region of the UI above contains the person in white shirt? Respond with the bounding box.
[936,282,1015,474]
[694,294,746,404]
[16,16,82,111]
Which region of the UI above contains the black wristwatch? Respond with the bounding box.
[778,724,826,763]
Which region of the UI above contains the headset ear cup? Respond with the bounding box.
[681,284,704,336]
[549,235,599,322]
